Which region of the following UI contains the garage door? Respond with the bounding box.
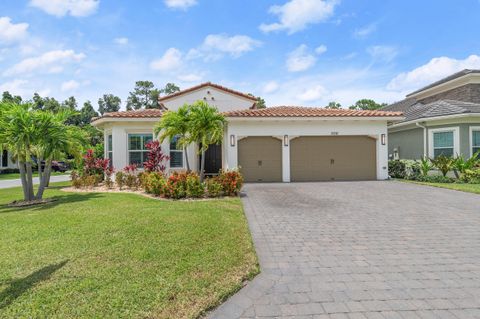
[290,136,376,182]
[238,136,282,182]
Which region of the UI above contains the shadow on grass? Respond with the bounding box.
[0,191,103,214]
[0,260,68,309]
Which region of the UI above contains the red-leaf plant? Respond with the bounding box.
[143,140,170,173]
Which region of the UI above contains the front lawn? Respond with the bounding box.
[0,171,68,180]
[400,180,480,195]
[0,183,258,318]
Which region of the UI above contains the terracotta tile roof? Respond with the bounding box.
[91,109,163,122]
[158,82,258,102]
[224,106,403,118]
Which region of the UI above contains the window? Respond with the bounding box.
[1,150,7,167]
[128,134,152,167]
[170,135,184,168]
[107,134,113,166]
[433,131,454,158]
[472,129,480,157]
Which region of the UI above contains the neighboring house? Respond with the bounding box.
[92,82,402,182]
[0,149,16,171]
[384,69,480,160]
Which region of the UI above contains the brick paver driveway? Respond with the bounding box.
[209,181,480,319]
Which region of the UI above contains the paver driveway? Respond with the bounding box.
[209,181,480,319]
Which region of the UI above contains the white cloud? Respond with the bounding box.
[298,85,328,101]
[61,80,80,92]
[315,45,327,55]
[259,0,338,34]
[263,81,279,94]
[150,48,183,72]
[286,44,316,72]
[164,0,197,9]
[367,45,398,63]
[177,73,202,82]
[199,34,261,59]
[29,0,99,17]
[0,17,29,44]
[3,49,86,76]
[387,54,480,91]
[354,23,376,38]
[113,37,128,45]
[0,79,28,94]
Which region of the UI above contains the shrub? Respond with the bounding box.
[185,173,204,198]
[218,169,243,196]
[71,170,82,188]
[453,152,479,178]
[415,175,455,183]
[388,160,406,178]
[430,155,455,177]
[84,175,98,188]
[115,171,125,190]
[460,169,480,184]
[144,172,166,196]
[205,177,223,197]
[164,172,188,199]
[419,157,433,177]
[143,140,170,173]
[123,164,140,189]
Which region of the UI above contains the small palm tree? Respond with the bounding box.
[187,101,226,181]
[154,104,191,171]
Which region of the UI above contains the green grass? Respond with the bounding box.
[0,171,68,180]
[0,183,258,318]
[400,180,480,195]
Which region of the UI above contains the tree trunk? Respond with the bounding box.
[184,146,190,172]
[25,162,34,201]
[453,169,460,179]
[200,148,206,182]
[36,159,51,200]
[18,160,29,201]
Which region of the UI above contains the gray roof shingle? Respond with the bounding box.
[407,69,480,97]
[398,99,480,123]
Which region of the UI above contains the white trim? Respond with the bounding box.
[428,126,460,158]
[92,117,160,127]
[227,116,404,122]
[126,132,153,167]
[469,126,480,157]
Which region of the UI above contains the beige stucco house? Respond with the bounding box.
[92,82,403,182]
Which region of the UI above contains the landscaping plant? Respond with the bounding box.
[218,169,244,196]
[115,171,126,190]
[185,173,205,198]
[419,156,433,177]
[123,164,140,189]
[143,140,169,173]
[430,155,455,177]
[452,152,479,178]
[205,177,223,197]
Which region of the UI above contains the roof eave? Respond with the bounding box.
[388,112,480,128]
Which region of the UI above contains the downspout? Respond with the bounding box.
[416,122,427,158]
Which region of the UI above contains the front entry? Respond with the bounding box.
[200,143,222,175]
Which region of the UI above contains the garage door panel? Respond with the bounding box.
[238,137,282,182]
[290,136,376,182]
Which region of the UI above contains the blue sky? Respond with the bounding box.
[1,0,480,110]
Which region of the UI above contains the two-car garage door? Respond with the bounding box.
[238,136,376,182]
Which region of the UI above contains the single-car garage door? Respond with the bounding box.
[238,136,282,182]
[290,136,376,182]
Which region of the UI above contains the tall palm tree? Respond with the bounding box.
[154,104,191,171]
[187,101,226,181]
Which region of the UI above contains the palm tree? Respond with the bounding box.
[187,101,226,181]
[154,104,191,171]
[0,103,87,202]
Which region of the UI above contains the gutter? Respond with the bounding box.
[416,122,427,158]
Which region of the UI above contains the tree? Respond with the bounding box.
[32,93,44,110]
[186,101,226,182]
[98,94,121,115]
[349,99,387,110]
[126,81,159,110]
[326,101,341,109]
[80,101,99,126]
[62,96,78,111]
[2,91,22,104]
[42,97,62,113]
[0,103,86,202]
[162,83,180,95]
[255,96,266,109]
[154,104,192,171]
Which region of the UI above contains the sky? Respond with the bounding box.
[1,0,480,111]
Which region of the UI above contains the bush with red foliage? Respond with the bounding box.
[218,169,243,196]
[143,140,170,173]
[82,149,113,179]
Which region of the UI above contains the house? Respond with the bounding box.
[0,150,16,172]
[91,82,403,182]
[384,69,480,160]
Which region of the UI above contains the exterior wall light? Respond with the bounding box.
[284,135,289,146]
[381,134,386,145]
[230,134,235,147]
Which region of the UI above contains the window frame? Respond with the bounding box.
[169,135,184,169]
[127,133,153,168]
[428,126,459,158]
[470,126,480,158]
[107,134,113,167]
